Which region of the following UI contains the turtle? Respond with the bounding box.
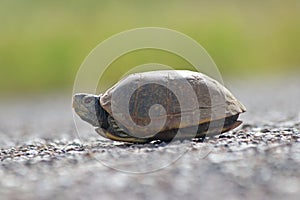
[73,70,246,143]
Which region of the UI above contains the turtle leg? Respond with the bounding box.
[95,116,149,143]
[103,129,149,143]
[204,120,242,138]
[221,120,242,133]
[95,127,109,139]
[194,115,242,138]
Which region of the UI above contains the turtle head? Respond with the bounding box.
[73,93,102,127]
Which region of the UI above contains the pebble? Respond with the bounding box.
[0,125,299,200]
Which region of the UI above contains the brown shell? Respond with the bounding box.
[100,70,246,137]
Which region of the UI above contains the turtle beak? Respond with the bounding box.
[72,93,87,108]
[72,93,101,127]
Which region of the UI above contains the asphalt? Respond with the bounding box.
[0,76,300,200]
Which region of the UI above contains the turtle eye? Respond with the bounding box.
[83,96,94,105]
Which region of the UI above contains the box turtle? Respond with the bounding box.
[73,70,246,143]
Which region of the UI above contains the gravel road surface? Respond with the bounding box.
[0,76,299,200]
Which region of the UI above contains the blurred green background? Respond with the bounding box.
[0,0,299,94]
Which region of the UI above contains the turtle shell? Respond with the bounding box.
[100,70,246,138]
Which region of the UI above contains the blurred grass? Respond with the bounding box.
[0,0,299,94]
